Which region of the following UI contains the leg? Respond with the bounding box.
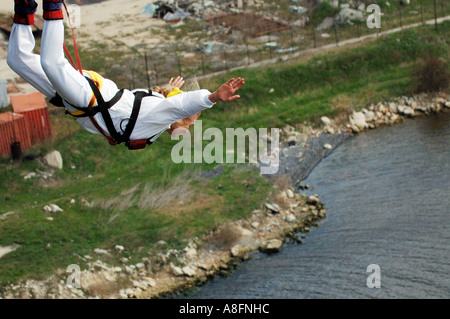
[40,1,92,107]
[7,1,56,98]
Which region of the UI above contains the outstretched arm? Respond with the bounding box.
[166,77,245,136]
[208,77,245,103]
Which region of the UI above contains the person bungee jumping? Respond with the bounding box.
[7,0,245,150]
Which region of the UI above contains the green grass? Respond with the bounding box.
[0,20,448,289]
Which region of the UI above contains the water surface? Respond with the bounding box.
[188,112,450,299]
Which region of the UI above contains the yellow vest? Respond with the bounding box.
[66,70,104,117]
[167,87,183,98]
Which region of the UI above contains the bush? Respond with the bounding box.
[414,57,450,93]
[310,1,340,26]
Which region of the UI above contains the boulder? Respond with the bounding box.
[349,112,367,131]
[362,109,375,122]
[286,189,295,199]
[320,116,331,126]
[43,204,63,214]
[171,265,184,277]
[265,202,281,214]
[307,195,320,205]
[43,151,63,170]
[261,239,283,254]
[285,214,296,223]
[388,102,398,113]
[182,266,197,277]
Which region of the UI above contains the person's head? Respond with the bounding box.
[152,84,178,98]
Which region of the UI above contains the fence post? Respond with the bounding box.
[201,54,205,75]
[246,43,250,66]
[334,24,339,47]
[177,55,182,75]
[433,0,438,31]
[290,28,294,49]
[399,7,403,29]
[224,50,228,72]
[144,52,151,91]
[312,27,317,48]
[154,63,159,86]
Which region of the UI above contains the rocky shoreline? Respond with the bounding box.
[0,92,448,299]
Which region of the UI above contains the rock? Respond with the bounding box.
[182,266,197,277]
[93,248,110,256]
[286,189,294,199]
[46,217,54,221]
[401,106,414,117]
[324,144,333,150]
[115,245,124,252]
[231,245,243,257]
[362,109,375,122]
[133,280,148,290]
[0,244,20,259]
[320,116,331,126]
[325,126,335,134]
[135,263,145,270]
[155,240,167,247]
[43,204,63,214]
[43,151,63,170]
[24,172,37,180]
[349,112,367,131]
[185,248,197,260]
[70,199,76,204]
[388,102,398,113]
[0,212,15,222]
[285,214,296,223]
[251,222,260,229]
[265,202,281,214]
[235,226,253,237]
[336,8,365,25]
[171,265,184,277]
[124,266,134,274]
[113,267,122,273]
[307,195,320,206]
[261,239,283,254]
[316,17,335,31]
[125,288,135,297]
[143,277,157,287]
[435,97,445,105]
[378,104,387,114]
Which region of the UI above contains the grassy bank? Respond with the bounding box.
[0,21,448,289]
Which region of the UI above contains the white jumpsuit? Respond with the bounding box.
[7,20,215,142]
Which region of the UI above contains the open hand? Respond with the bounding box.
[208,77,245,103]
[168,76,185,89]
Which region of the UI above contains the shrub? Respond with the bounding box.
[414,57,450,93]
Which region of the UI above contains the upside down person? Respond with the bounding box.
[7,0,245,149]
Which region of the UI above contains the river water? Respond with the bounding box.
[188,112,450,299]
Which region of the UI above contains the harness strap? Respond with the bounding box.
[85,77,122,144]
[123,91,146,146]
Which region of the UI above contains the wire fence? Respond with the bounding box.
[111,1,448,90]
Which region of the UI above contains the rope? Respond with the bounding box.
[62,2,82,74]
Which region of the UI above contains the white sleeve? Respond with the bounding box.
[165,89,215,118]
[141,89,215,126]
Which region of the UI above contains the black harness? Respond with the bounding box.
[50,77,157,150]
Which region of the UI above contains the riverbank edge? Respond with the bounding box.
[0,92,448,299]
